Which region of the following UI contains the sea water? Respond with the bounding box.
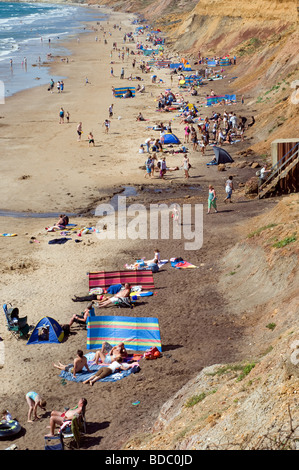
[0,1,107,98]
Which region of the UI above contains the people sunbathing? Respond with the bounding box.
[68,302,95,327]
[45,397,87,437]
[83,356,132,386]
[93,341,128,365]
[97,283,131,308]
[53,350,91,378]
[46,214,69,232]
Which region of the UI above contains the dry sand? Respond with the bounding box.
[0,6,273,451]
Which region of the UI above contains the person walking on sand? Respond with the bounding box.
[207,185,218,214]
[77,122,82,141]
[145,155,154,178]
[224,176,234,203]
[182,154,190,179]
[59,107,64,124]
[26,391,47,423]
[88,131,95,147]
[103,119,110,134]
[184,124,191,143]
[159,156,167,179]
[66,111,70,123]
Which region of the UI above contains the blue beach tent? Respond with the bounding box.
[161,132,181,144]
[27,316,64,345]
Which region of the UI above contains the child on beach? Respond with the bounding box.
[26,391,47,423]
[103,119,110,134]
[88,132,95,147]
[77,122,82,141]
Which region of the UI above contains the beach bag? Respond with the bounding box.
[144,346,161,360]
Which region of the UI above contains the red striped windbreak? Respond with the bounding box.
[88,270,155,290]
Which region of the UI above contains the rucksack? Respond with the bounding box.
[144,347,161,360]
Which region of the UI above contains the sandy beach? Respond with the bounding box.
[0,5,274,451]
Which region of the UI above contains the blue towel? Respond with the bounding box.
[59,364,133,383]
[107,284,123,294]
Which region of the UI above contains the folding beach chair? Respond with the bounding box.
[3,303,30,340]
[59,413,87,449]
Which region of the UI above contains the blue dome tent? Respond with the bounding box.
[161,132,181,144]
[27,316,64,345]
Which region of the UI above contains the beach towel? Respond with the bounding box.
[58,362,133,383]
[170,257,198,269]
[206,94,236,106]
[86,315,162,352]
[125,260,168,271]
[0,233,17,237]
[88,270,155,291]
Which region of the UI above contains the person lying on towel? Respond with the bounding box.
[93,342,128,365]
[97,283,131,308]
[83,357,134,386]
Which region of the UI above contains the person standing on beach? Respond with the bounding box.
[120,67,124,79]
[109,104,113,118]
[59,107,64,124]
[145,155,154,178]
[103,119,110,134]
[49,78,54,93]
[183,154,190,179]
[88,132,95,147]
[224,176,234,203]
[66,111,70,123]
[207,185,218,214]
[184,124,190,143]
[159,157,167,179]
[77,122,82,141]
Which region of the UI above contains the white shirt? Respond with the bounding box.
[109,361,121,373]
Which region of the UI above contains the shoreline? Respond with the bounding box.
[0,3,110,100]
